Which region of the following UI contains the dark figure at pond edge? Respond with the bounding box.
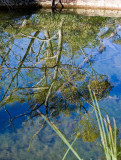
[51,0,64,10]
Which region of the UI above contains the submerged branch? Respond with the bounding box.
[28,120,46,152]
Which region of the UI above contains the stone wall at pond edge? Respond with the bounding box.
[0,0,121,10]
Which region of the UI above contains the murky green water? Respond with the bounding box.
[0,9,121,160]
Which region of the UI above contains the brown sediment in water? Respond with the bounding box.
[1,0,121,10]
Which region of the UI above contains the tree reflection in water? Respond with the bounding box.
[0,11,119,159]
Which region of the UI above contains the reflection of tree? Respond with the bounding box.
[78,113,100,142]
[0,16,113,120]
[0,13,115,150]
[89,77,112,99]
[0,31,40,104]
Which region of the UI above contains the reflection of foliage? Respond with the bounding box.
[5,93,25,104]
[113,38,121,45]
[89,77,112,100]
[61,84,81,105]
[0,11,114,137]
[99,28,114,39]
[78,75,112,103]
[1,11,120,52]
[0,10,121,160]
[45,57,57,67]
[34,90,47,104]
[79,114,100,142]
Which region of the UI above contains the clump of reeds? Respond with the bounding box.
[89,86,117,160]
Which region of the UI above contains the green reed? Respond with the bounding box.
[37,110,82,160]
[89,86,117,160]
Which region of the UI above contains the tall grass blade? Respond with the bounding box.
[88,87,107,149]
[113,118,117,157]
[37,110,83,160]
[62,134,79,160]
[88,86,117,160]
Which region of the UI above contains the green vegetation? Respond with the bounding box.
[26,88,120,160]
[89,87,118,160]
[0,10,121,160]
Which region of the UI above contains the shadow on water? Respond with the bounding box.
[0,10,121,159]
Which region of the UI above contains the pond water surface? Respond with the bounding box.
[0,9,121,160]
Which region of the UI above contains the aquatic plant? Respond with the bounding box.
[89,86,117,160]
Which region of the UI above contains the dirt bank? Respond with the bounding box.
[1,0,121,10]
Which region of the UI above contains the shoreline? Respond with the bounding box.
[1,8,121,18]
[1,0,121,10]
